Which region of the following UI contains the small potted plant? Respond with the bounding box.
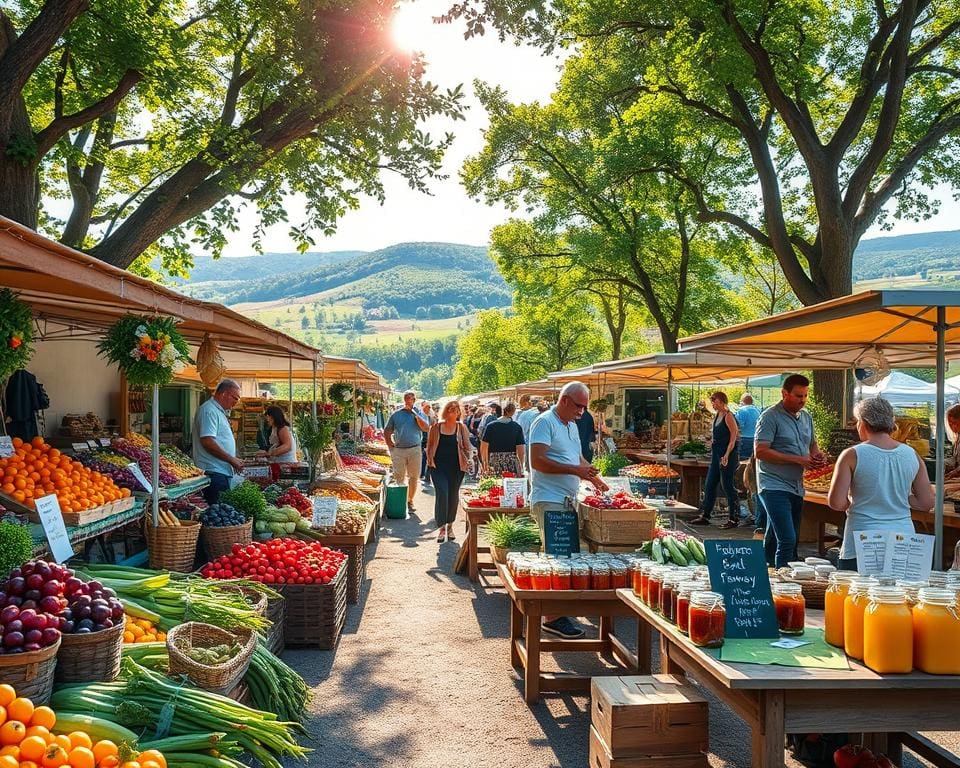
[483,514,541,563]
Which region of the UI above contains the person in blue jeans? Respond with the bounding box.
[689,392,741,529]
[755,374,827,567]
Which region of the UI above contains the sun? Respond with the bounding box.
[390,2,428,53]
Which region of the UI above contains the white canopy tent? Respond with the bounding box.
[860,371,960,407]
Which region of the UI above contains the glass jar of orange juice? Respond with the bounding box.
[863,586,913,674]
[843,577,879,661]
[912,587,960,675]
[824,571,857,647]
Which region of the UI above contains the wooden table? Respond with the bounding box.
[462,503,529,582]
[497,562,648,703]
[617,589,960,768]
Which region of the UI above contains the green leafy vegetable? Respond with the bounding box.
[481,514,541,550]
[0,520,33,576]
[219,481,267,520]
[592,452,631,476]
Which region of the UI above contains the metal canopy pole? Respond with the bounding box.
[666,369,673,473]
[288,355,293,423]
[935,306,946,570]
[151,384,160,526]
[311,358,317,419]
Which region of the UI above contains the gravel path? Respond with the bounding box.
[285,484,943,768]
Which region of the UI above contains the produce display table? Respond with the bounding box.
[622,451,749,508]
[497,562,647,703]
[617,589,960,768]
[800,490,960,561]
[30,499,146,558]
[319,508,378,604]
[134,475,210,502]
[462,501,529,582]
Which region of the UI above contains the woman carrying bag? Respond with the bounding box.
[426,400,473,543]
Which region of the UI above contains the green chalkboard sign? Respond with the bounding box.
[543,509,580,557]
[704,539,779,639]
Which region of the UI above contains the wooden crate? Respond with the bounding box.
[264,595,285,656]
[591,675,709,759]
[7,491,136,527]
[580,504,657,546]
[279,566,347,649]
[589,727,709,768]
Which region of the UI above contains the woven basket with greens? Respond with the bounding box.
[482,514,541,550]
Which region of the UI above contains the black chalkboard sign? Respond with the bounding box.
[543,510,580,557]
[704,539,779,639]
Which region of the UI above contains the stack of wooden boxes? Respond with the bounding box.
[590,675,709,768]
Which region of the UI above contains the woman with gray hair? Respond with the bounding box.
[827,396,934,570]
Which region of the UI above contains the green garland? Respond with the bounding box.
[0,288,33,382]
[98,315,191,387]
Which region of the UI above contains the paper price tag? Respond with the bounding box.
[602,477,631,494]
[35,494,74,563]
[72,442,90,452]
[99,438,112,447]
[604,438,617,453]
[0,436,13,458]
[770,638,811,649]
[245,465,271,478]
[853,531,888,576]
[86,440,100,450]
[312,496,338,528]
[127,462,153,494]
[501,477,527,508]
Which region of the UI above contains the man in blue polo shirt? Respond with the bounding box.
[384,390,430,512]
[192,379,245,504]
[755,374,826,567]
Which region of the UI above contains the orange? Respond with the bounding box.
[41,743,68,768]
[0,721,25,745]
[136,752,164,768]
[91,741,117,765]
[118,761,140,768]
[28,707,54,730]
[52,735,71,752]
[21,762,39,768]
[0,746,19,759]
[67,747,95,768]
[30,437,44,449]
[0,754,16,768]
[140,762,161,768]
[23,726,49,741]
[11,438,22,448]
[0,707,4,727]
[19,736,47,762]
[98,756,120,768]
[66,734,91,751]
[7,698,33,725]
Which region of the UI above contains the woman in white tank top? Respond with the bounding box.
[828,397,934,571]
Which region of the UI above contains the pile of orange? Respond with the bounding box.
[122,618,165,644]
[0,437,131,512]
[0,684,165,768]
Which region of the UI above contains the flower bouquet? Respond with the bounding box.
[98,315,191,386]
[0,288,33,381]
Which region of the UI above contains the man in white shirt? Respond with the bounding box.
[192,379,245,504]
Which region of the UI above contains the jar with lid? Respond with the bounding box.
[823,571,857,647]
[591,562,611,590]
[570,560,591,591]
[675,581,701,634]
[609,561,628,590]
[647,567,668,612]
[638,562,659,603]
[913,587,960,674]
[863,586,913,674]
[844,577,879,660]
[550,561,572,591]
[530,561,552,591]
[771,582,805,635]
[895,579,929,607]
[513,559,533,590]
[927,571,949,588]
[688,591,725,648]
[629,559,645,595]
[660,572,683,623]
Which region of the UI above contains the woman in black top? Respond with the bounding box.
[426,401,473,542]
[480,402,525,476]
[690,391,741,528]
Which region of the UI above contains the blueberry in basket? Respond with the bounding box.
[200,503,245,527]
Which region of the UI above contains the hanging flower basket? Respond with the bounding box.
[0,288,33,382]
[98,315,191,387]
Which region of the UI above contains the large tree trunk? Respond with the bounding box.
[0,18,38,228]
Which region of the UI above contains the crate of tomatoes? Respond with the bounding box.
[200,539,347,649]
[579,491,657,546]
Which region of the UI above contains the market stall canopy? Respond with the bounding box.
[178,352,387,392]
[860,371,960,406]
[0,216,318,360]
[677,290,960,367]
[569,352,814,385]
[493,379,557,397]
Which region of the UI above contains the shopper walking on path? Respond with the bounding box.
[827,396,934,571]
[419,401,437,486]
[529,381,608,639]
[384,390,431,513]
[426,400,473,543]
[576,408,598,463]
[690,392,741,529]
[755,374,826,567]
[735,393,761,459]
[477,402,501,442]
[193,379,245,504]
[480,401,525,476]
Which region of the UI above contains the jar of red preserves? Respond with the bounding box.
[660,571,682,623]
[772,582,805,635]
[647,567,667,612]
[569,560,590,591]
[675,580,700,635]
[514,559,533,590]
[530,561,552,591]
[591,562,611,590]
[688,591,725,648]
[609,561,628,590]
[551,561,572,590]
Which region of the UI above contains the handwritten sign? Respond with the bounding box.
[0,436,13,458]
[704,539,779,639]
[501,477,527,508]
[604,438,617,453]
[245,465,271,479]
[854,530,934,580]
[543,509,580,557]
[99,438,112,447]
[853,531,888,575]
[312,496,338,528]
[602,477,632,494]
[35,495,74,563]
[127,462,153,494]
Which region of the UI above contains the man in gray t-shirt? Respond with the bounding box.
[755,374,826,567]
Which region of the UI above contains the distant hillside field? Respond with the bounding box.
[855,229,960,284]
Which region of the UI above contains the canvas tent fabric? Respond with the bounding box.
[860,371,960,406]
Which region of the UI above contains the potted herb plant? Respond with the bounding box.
[482,514,541,563]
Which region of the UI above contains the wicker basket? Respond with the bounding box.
[264,595,285,655]
[146,518,201,572]
[55,620,125,684]
[0,637,60,703]
[166,622,256,693]
[279,566,347,649]
[201,519,253,560]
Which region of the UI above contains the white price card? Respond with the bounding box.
[245,465,271,478]
[853,531,889,576]
[770,638,811,649]
[87,440,100,450]
[604,437,617,453]
[501,477,528,508]
[99,438,112,447]
[35,494,74,563]
[0,436,13,458]
[72,442,90,452]
[882,532,934,581]
[602,477,632,494]
[127,462,153,494]
[312,496,338,527]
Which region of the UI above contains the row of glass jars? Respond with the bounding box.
[824,570,960,674]
[506,552,644,591]
[632,563,729,648]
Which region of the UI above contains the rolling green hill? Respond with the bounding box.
[855,229,960,281]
